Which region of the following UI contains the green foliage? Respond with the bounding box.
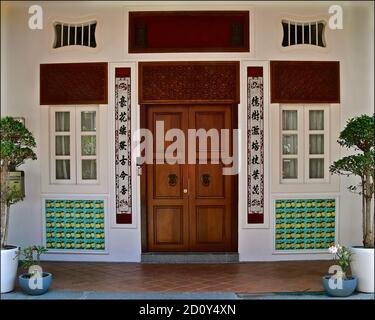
[330,152,375,192]
[0,117,37,170]
[337,114,374,152]
[330,114,374,181]
[19,246,48,271]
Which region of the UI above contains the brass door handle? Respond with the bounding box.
[168,174,177,186]
[183,189,188,194]
[201,174,211,187]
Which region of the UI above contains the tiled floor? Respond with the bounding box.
[15,260,333,293]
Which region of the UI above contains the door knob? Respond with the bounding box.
[168,174,177,186]
[201,174,211,186]
[183,189,188,194]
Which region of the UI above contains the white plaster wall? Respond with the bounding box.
[1,1,373,262]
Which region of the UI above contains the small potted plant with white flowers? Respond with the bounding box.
[18,246,52,295]
[322,245,357,297]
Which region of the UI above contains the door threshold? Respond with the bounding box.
[141,252,239,264]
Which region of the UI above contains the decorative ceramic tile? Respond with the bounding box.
[275,199,336,251]
[247,67,264,224]
[45,199,105,250]
[115,73,132,223]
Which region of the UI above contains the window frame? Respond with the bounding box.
[279,105,330,184]
[50,106,99,185]
[280,105,304,184]
[281,19,327,48]
[53,20,97,49]
[50,106,76,184]
[304,106,330,184]
[48,15,101,54]
[278,14,330,53]
[76,106,99,185]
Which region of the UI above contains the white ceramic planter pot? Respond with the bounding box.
[1,246,20,293]
[350,247,374,293]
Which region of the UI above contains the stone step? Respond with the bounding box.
[141,253,239,264]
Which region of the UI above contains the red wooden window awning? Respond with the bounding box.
[270,61,340,104]
[40,62,108,105]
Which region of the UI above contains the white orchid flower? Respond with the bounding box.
[328,246,338,254]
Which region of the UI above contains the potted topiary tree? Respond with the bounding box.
[330,114,374,293]
[1,116,37,293]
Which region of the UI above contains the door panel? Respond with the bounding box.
[152,112,183,152]
[194,111,225,156]
[153,164,183,199]
[146,106,189,251]
[196,206,225,243]
[145,105,235,252]
[154,206,184,245]
[188,106,233,251]
[195,164,225,199]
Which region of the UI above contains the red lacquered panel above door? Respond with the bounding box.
[129,11,249,53]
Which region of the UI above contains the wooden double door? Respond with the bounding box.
[143,105,237,252]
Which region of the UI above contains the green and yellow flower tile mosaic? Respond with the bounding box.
[275,199,336,251]
[45,200,105,251]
